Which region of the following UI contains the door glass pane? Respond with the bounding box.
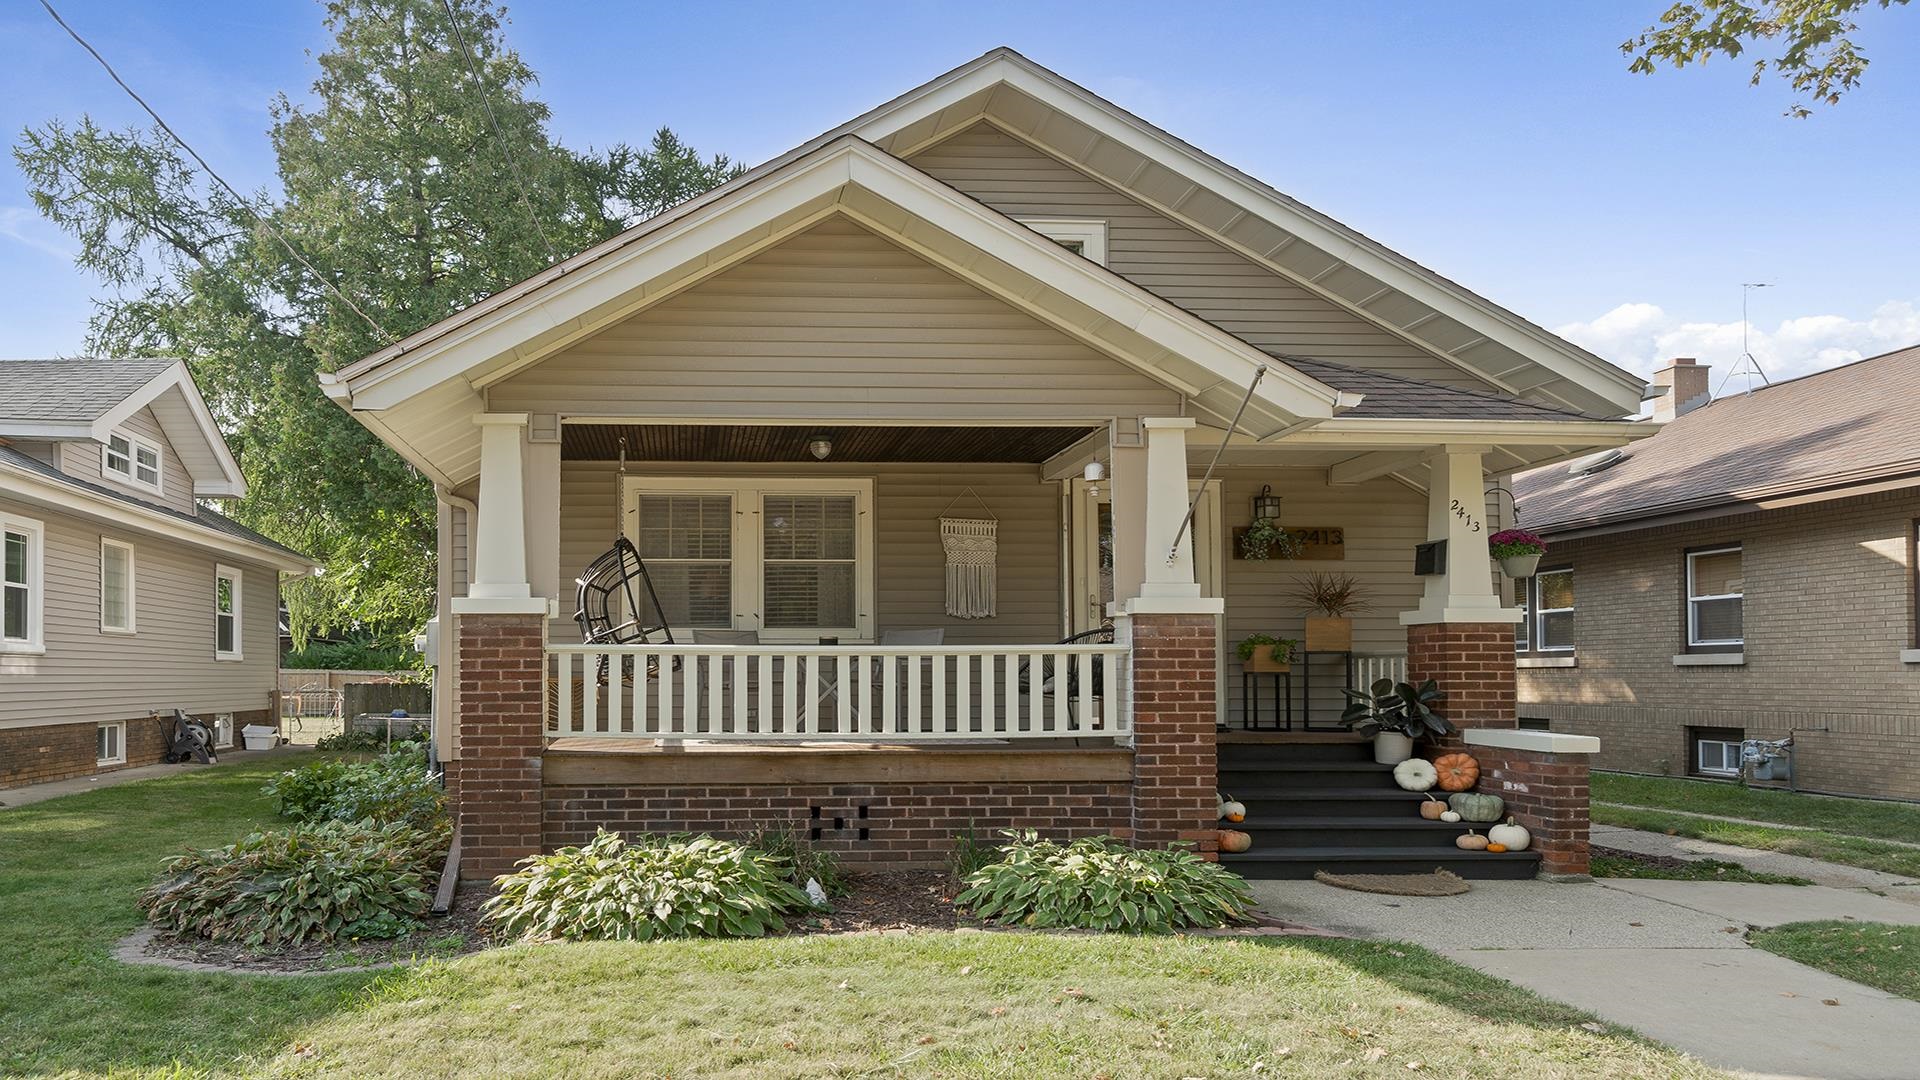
[762,495,855,629]
[1690,550,1742,597]
[636,494,732,628]
[1692,596,1742,642]
[1097,503,1114,611]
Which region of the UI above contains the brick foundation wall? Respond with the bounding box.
[544,782,1131,866]
[0,708,271,790]
[1471,745,1593,878]
[1128,613,1219,857]
[450,612,547,881]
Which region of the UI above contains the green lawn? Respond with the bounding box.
[1593,773,1920,844]
[1592,805,1920,878]
[1750,922,1920,1002]
[0,759,1726,1079]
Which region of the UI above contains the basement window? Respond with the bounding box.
[1014,217,1108,266]
[96,722,125,766]
[1690,727,1744,778]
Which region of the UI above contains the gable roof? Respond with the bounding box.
[826,49,1647,417]
[1276,355,1606,422]
[1512,344,1920,534]
[0,358,247,497]
[0,444,309,569]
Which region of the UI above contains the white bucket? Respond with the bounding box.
[241,725,278,751]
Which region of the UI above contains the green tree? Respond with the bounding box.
[1624,0,1911,116]
[16,0,741,647]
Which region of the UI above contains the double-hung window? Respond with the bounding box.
[626,478,873,640]
[100,538,136,633]
[104,430,162,492]
[1686,546,1744,650]
[2,515,44,652]
[214,565,242,660]
[1514,568,1574,655]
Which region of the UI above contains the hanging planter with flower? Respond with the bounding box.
[1489,527,1546,578]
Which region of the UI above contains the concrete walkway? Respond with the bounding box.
[1594,802,1920,851]
[1252,871,1920,1080]
[1595,823,1920,899]
[0,745,310,810]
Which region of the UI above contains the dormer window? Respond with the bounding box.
[1014,218,1108,266]
[104,430,162,492]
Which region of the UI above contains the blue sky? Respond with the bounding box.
[3,0,1916,384]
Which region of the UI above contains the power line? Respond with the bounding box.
[37,0,397,345]
[439,0,560,265]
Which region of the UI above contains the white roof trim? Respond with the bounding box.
[330,138,1351,438]
[89,361,247,498]
[834,49,1646,415]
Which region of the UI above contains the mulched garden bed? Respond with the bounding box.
[802,870,965,934]
[130,885,492,974]
[1591,844,1699,873]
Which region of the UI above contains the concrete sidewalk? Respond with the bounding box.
[1252,874,1920,1080]
[0,745,310,810]
[1595,823,1920,897]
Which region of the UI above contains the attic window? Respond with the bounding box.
[1014,218,1107,266]
[104,430,162,492]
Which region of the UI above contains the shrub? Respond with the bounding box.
[483,830,817,941]
[744,827,849,898]
[139,820,446,948]
[946,824,996,882]
[313,727,426,753]
[955,831,1256,932]
[264,746,443,829]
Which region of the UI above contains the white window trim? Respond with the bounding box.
[622,476,876,642]
[1532,568,1575,653]
[100,537,137,634]
[1013,217,1108,266]
[1695,737,1742,777]
[1,513,46,654]
[104,428,164,495]
[1686,545,1744,647]
[96,721,126,766]
[214,564,243,661]
[212,714,233,748]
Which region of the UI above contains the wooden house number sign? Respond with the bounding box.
[1229,525,1346,560]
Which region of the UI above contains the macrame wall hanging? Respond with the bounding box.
[938,488,999,619]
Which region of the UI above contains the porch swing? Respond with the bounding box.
[550,438,678,728]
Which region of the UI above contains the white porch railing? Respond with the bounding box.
[1350,653,1409,690]
[548,643,1130,741]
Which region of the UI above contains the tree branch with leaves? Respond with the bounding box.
[1624,0,1911,116]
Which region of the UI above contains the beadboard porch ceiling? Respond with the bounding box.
[561,423,1099,463]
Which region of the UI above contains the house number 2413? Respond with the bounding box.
[1448,499,1483,533]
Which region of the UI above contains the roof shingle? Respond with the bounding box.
[0,358,176,424]
[1274,354,1609,422]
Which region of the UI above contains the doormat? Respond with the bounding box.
[1313,868,1469,896]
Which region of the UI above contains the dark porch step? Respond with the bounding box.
[1232,788,1440,819]
[1227,816,1486,850]
[1216,739,1373,765]
[1219,762,1397,789]
[1219,847,1540,880]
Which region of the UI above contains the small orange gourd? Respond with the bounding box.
[1433,752,1481,792]
[1486,842,1509,853]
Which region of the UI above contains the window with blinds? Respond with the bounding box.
[762,495,856,629]
[636,494,734,628]
[1686,546,1744,647]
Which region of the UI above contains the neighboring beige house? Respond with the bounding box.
[1513,347,1920,801]
[0,359,313,789]
[323,49,1656,881]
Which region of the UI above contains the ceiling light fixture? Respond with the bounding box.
[807,435,833,461]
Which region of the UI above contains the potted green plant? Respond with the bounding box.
[1489,527,1546,578]
[1339,678,1453,765]
[1285,572,1370,652]
[1239,518,1302,560]
[1235,634,1299,673]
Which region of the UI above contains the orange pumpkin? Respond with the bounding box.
[1218,829,1253,854]
[1433,753,1481,792]
[1486,843,1509,853]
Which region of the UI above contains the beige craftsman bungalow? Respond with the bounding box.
[324,50,1650,881]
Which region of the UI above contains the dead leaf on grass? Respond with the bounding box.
[1579,1022,1606,1034]
[989,1006,1007,1017]
[1363,1047,1388,1062]
[1406,1063,1427,1071]
[291,1043,318,1060]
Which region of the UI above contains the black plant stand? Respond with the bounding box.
[1238,668,1294,730]
[1295,650,1354,731]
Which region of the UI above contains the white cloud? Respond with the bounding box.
[1555,299,1920,387]
[0,207,76,261]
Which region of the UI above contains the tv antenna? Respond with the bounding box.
[1719,283,1773,395]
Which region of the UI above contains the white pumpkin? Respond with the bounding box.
[1392,757,1438,792]
[1217,794,1246,823]
[1439,810,1462,823]
[1488,816,1532,852]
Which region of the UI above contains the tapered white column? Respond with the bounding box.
[1400,445,1521,626]
[1140,417,1201,599]
[464,413,533,602]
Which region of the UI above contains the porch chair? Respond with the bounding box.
[1017,626,1115,731]
[549,535,679,731]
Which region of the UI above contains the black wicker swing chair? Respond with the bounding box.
[1016,625,1116,731]
[550,536,679,728]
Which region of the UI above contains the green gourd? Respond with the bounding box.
[1447,791,1505,823]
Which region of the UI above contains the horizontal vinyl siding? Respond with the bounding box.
[551,461,1061,646]
[911,123,1490,389]
[0,498,280,729]
[55,406,199,516]
[489,216,1179,422]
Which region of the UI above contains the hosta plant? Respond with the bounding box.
[954,831,1256,932]
[483,830,816,942]
[139,820,445,949]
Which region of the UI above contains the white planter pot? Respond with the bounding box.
[1373,731,1415,765]
[1499,553,1542,578]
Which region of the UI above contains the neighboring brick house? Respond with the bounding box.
[1512,347,1920,801]
[0,359,314,789]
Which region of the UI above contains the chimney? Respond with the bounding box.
[1650,358,1710,422]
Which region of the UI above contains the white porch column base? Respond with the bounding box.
[1117,596,1225,616]
[1139,417,1201,599]
[468,413,533,600]
[451,596,553,616]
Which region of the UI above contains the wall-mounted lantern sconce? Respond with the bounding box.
[1251,484,1282,523]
